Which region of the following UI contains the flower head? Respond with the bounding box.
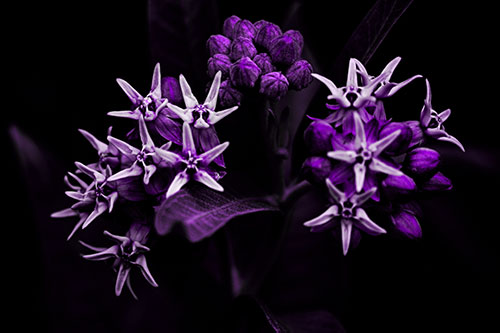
[327,113,404,192]
[80,223,158,299]
[155,122,229,198]
[420,79,464,151]
[108,63,168,122]
[303,179,386,255]
[167,71,239,129]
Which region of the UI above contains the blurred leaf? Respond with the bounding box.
[154,183,279,241]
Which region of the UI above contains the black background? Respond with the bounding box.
[5,0,499,332]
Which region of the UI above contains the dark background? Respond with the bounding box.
[4,0,499,332]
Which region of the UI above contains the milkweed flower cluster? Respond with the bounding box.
[206,15,313,106]
[52,63,237,297]
[302,57,463,255]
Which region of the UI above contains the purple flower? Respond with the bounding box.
[229,56,261,88]
[420,79,465,151]
[301,156,332,184]
[229,36,257,61]
[78,127,120,170]
[207,54,232,79]
[303,179,386,255]
[259,71,289,99]
[378,122,412,155]
[286,59,313,90]
[303,120,335,155]
[283,30,304,53]
[107,116,173,185]
[327,112,404,192]
[253,53,276,74]
[222,15,241,39]
[255,22,282,49]
[206,34,231,56]
[420,171,453,191]
[404,147,440,176]
[167,71,239,129]
[52,162,118,233]
[80,223,158,299]
[161,76,183,105]
[355,57,422,99]
[390,208,422,239]
[268,34,301,66]
[155,122,229,198]
[232,19,257,40]
[108,63,168,122]
[218,79,243,107]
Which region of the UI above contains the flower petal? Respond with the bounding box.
[138,116,155,149]
[325,178,346,203]
[65,191,85,201]
[438,108,452,122]
[166,102,193,123]
[116,78,143,105]
[74,161,104,182]
[133,254,159,288]
[353,163,366,193]
[353,112,366,149]
[115,264,132,296]
[380,56,401,82]
[103,230,130,244]
[303,205,338,227]
[151,63,162,99]
[385,74,422,97]
[107,110,141,120]
[438,135,465,152]
[67,214,88,241]
[107,191,119,212]
[108,163,143,182]
[143,164,157,185]
[166,171,189,198]
[420,79,432,127]
[207,106,238,125]
[182,122,196,156]
[369,157,403,176]
[346,58,358,88]
[341,218,353,256]
[327,150,357,163]
[81,245,119,261]
[194,117,210,129]
[355,207,386,235]
[107,136,140,156]
[82,201,108,229]
[78,129,108,154]
[179,74,199,108]
[352,187,377,206]
[194,169,224,192]
[198,142,230,165]
[126,275,138,300]
[51,208,78,218]
[204,71,222,110]
[369,129,401,156]
[155,147,182,165]
[311,73,345,104]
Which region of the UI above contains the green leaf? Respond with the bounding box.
[154,183,279,242]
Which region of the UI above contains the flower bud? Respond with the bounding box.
[382,173,416,196]
[303,120,334,155]
[379,121,412,155]
[405,147,440,175]
[255,22,282,49]
[284,30,304,53]
[253,19,270,31]
[391,209,422,239]
[161,76,182,105]
[285,59,313,90]
[223,15,241,39]
[421,171,453,191]
[207,54,232,79]
[253,53,276,74]
[218,79,243,107]
[233,19,257,40]
[206,34,231,56]
[229,56,261,88]
[301,156,332,184]
[259,71,289,99]
[229,36,257,61]
[269,34,301,66]
[404,120,424,148]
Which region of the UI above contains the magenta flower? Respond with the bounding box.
[327,112,404,192]
[420,79,465,152]
[107,116,173,185]
[155,122,229,198]
[167,71,239,129]
[303,178,386,255]
[80,224,158,299]
[108,63,168,122]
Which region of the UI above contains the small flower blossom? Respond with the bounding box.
[107,116,172,185]
[303,178,386,255]
[404,147,440,176]
[253,53,276,74]
[222,15,241,39]
[108,63,168,122]
[255,22,282,49]
[207,54,232,79]
[52,162,119,231]
[229,36,257,61]
[420,79,465,152]
[218,79,243,107]
[232,19,257,40]
[229,56,261,88]
[80,223,158,299]
[327,112,404,192]
[259,71,289,99]
[206,34,231,56]
[269,34,301,66]
[155,122,229,198]
[286,59,313,90]
[167,71,239,129]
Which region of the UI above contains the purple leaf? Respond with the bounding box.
[154,184,279,242]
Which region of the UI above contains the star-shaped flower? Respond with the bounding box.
[155,122,229,198]
[303,178,386,255]
[52,162,119,232]
[107,116,172,185]
[327,112,404,192]
[167,71,239,129]
[420,79,464,151]
[80,224,158,299]
[108,63,168,122]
